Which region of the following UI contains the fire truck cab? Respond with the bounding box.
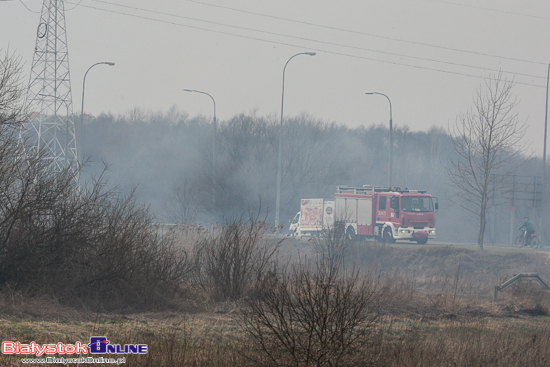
[334,185,438,244]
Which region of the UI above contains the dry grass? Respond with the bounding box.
[1,242,550,366]
[0,312,247,366]
[1,304,550,366]
[377,317,550,367]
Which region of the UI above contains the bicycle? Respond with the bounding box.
[515,229,539,249]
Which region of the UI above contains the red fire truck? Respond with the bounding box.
[334,185,438,244]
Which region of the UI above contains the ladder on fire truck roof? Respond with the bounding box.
[336,186,428,195]
[336,185,403,194]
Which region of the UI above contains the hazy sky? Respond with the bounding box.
[3,0,550,154]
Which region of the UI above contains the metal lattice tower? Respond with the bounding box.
[21,0,78,171]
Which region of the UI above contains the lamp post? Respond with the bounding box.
[544,63,550,198]
[275,52,316,228]
[80,62,115,164]
[183,89,217,210]
[365,92,393,187]
[542,62,550,246]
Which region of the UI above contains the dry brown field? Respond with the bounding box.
[1,240,550,366]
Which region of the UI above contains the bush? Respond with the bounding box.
[0,50,194,311]
[0,166,192,310]
[192,214,280,301]
[240,255,382,367]
[309,224,354,267]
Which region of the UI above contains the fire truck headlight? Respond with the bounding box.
[399,229,411,234]
[428,230,436,235]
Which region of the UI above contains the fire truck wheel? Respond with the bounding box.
[383,228,395,244]
[345,226,356,241]
[416,237,428,245]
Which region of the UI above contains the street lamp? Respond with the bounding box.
[183,89,217,209]
[275,52,316,228]
[80,62,115,164]
[544,63,549,196]
[365,92,393,187]
[542,62,550,246]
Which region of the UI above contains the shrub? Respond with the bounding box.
[192,214,280,301]
[0,168,192,310]
[240,255,382,367]
[0,50,192,311]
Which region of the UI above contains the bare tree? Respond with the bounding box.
[446,74,527,249]
[0,50,24,126]
[166,177,201,224]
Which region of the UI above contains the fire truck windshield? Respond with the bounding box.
[401,196,433,212]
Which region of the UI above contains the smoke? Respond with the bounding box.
[78,107,542,244]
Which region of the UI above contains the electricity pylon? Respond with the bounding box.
[21,0,78,172]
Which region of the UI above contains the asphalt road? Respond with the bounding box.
[269,233,550,253]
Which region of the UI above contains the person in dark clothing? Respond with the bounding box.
[518,217,536,246]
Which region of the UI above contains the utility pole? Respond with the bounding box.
[21,0,78,172]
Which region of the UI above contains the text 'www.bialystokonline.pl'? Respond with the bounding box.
[20,356,126,364]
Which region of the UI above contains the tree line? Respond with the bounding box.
[80,79,544,245]
[81,111,451,222]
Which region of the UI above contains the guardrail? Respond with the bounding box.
[494,273,550,302]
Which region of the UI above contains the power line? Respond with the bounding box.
[2,0,81,12]
[78,0,547,83]
[66,0,84,11]
[65,1,546,88]
[17,0,39,13]
[430,0,550,21]
[178,0,547,67]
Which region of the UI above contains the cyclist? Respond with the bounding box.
[518,217,535,247]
